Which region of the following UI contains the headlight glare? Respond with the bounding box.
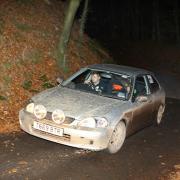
[34,104,47,119]
[52,109,65,124]
[78,117,96,128]
[95,117,108,128]
[26,103,35,113]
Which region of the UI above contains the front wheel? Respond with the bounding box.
[107,121,126,154]
[157,105,165,125]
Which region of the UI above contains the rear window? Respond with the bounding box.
[146,75,160,93]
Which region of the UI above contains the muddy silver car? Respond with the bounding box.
[19,64,165,154]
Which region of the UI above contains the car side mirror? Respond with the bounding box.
[135,95,148,103]
[56,77,64,85]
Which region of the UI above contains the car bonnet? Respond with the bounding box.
[31,86,126,119]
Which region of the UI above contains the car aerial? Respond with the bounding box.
[19,64,166,154]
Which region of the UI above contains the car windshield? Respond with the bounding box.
[63,69,133,100]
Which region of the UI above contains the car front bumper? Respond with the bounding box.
[19,109,111,151]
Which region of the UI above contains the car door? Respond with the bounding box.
[130,75,154,133]
[146,74,162,119]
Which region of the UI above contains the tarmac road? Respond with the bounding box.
[0,97,180,180]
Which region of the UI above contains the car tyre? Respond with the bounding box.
[107,121,126,154]
[157,105,165,125]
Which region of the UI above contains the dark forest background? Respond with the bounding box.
[85,0,180,45]
[76,0,180,74]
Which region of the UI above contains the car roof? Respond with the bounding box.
[87,64,153,76]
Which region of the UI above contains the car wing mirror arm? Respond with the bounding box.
[135,95,148,103]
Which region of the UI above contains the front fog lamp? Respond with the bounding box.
[78,117,96,128]
[95,117,108,128]
[26,103,35,113]
[34,104,47,119]
[52,109,65,124]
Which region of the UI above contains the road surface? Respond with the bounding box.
[0,98,180,180]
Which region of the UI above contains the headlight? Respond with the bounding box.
[52,109,65,124]
[26,103,35,113]
[95,117,108,128]
[78,117,108,128]
[78,117,96,128]
[34,104,47,119]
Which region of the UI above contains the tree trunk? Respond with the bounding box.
[130,0,140,41]
[152,1,156,41]
[78,0,89,52]
[152,0,160,41]
[139,2,144,40]
[135,0,140,41]
[57,0,81,69]
[174,0,180,44]
[156,0,160,42]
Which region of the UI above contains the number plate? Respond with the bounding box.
[33,121,63,136]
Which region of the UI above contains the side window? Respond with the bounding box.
[133,76,148,101]
[72,70,90,84]
[146,75,160,93]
